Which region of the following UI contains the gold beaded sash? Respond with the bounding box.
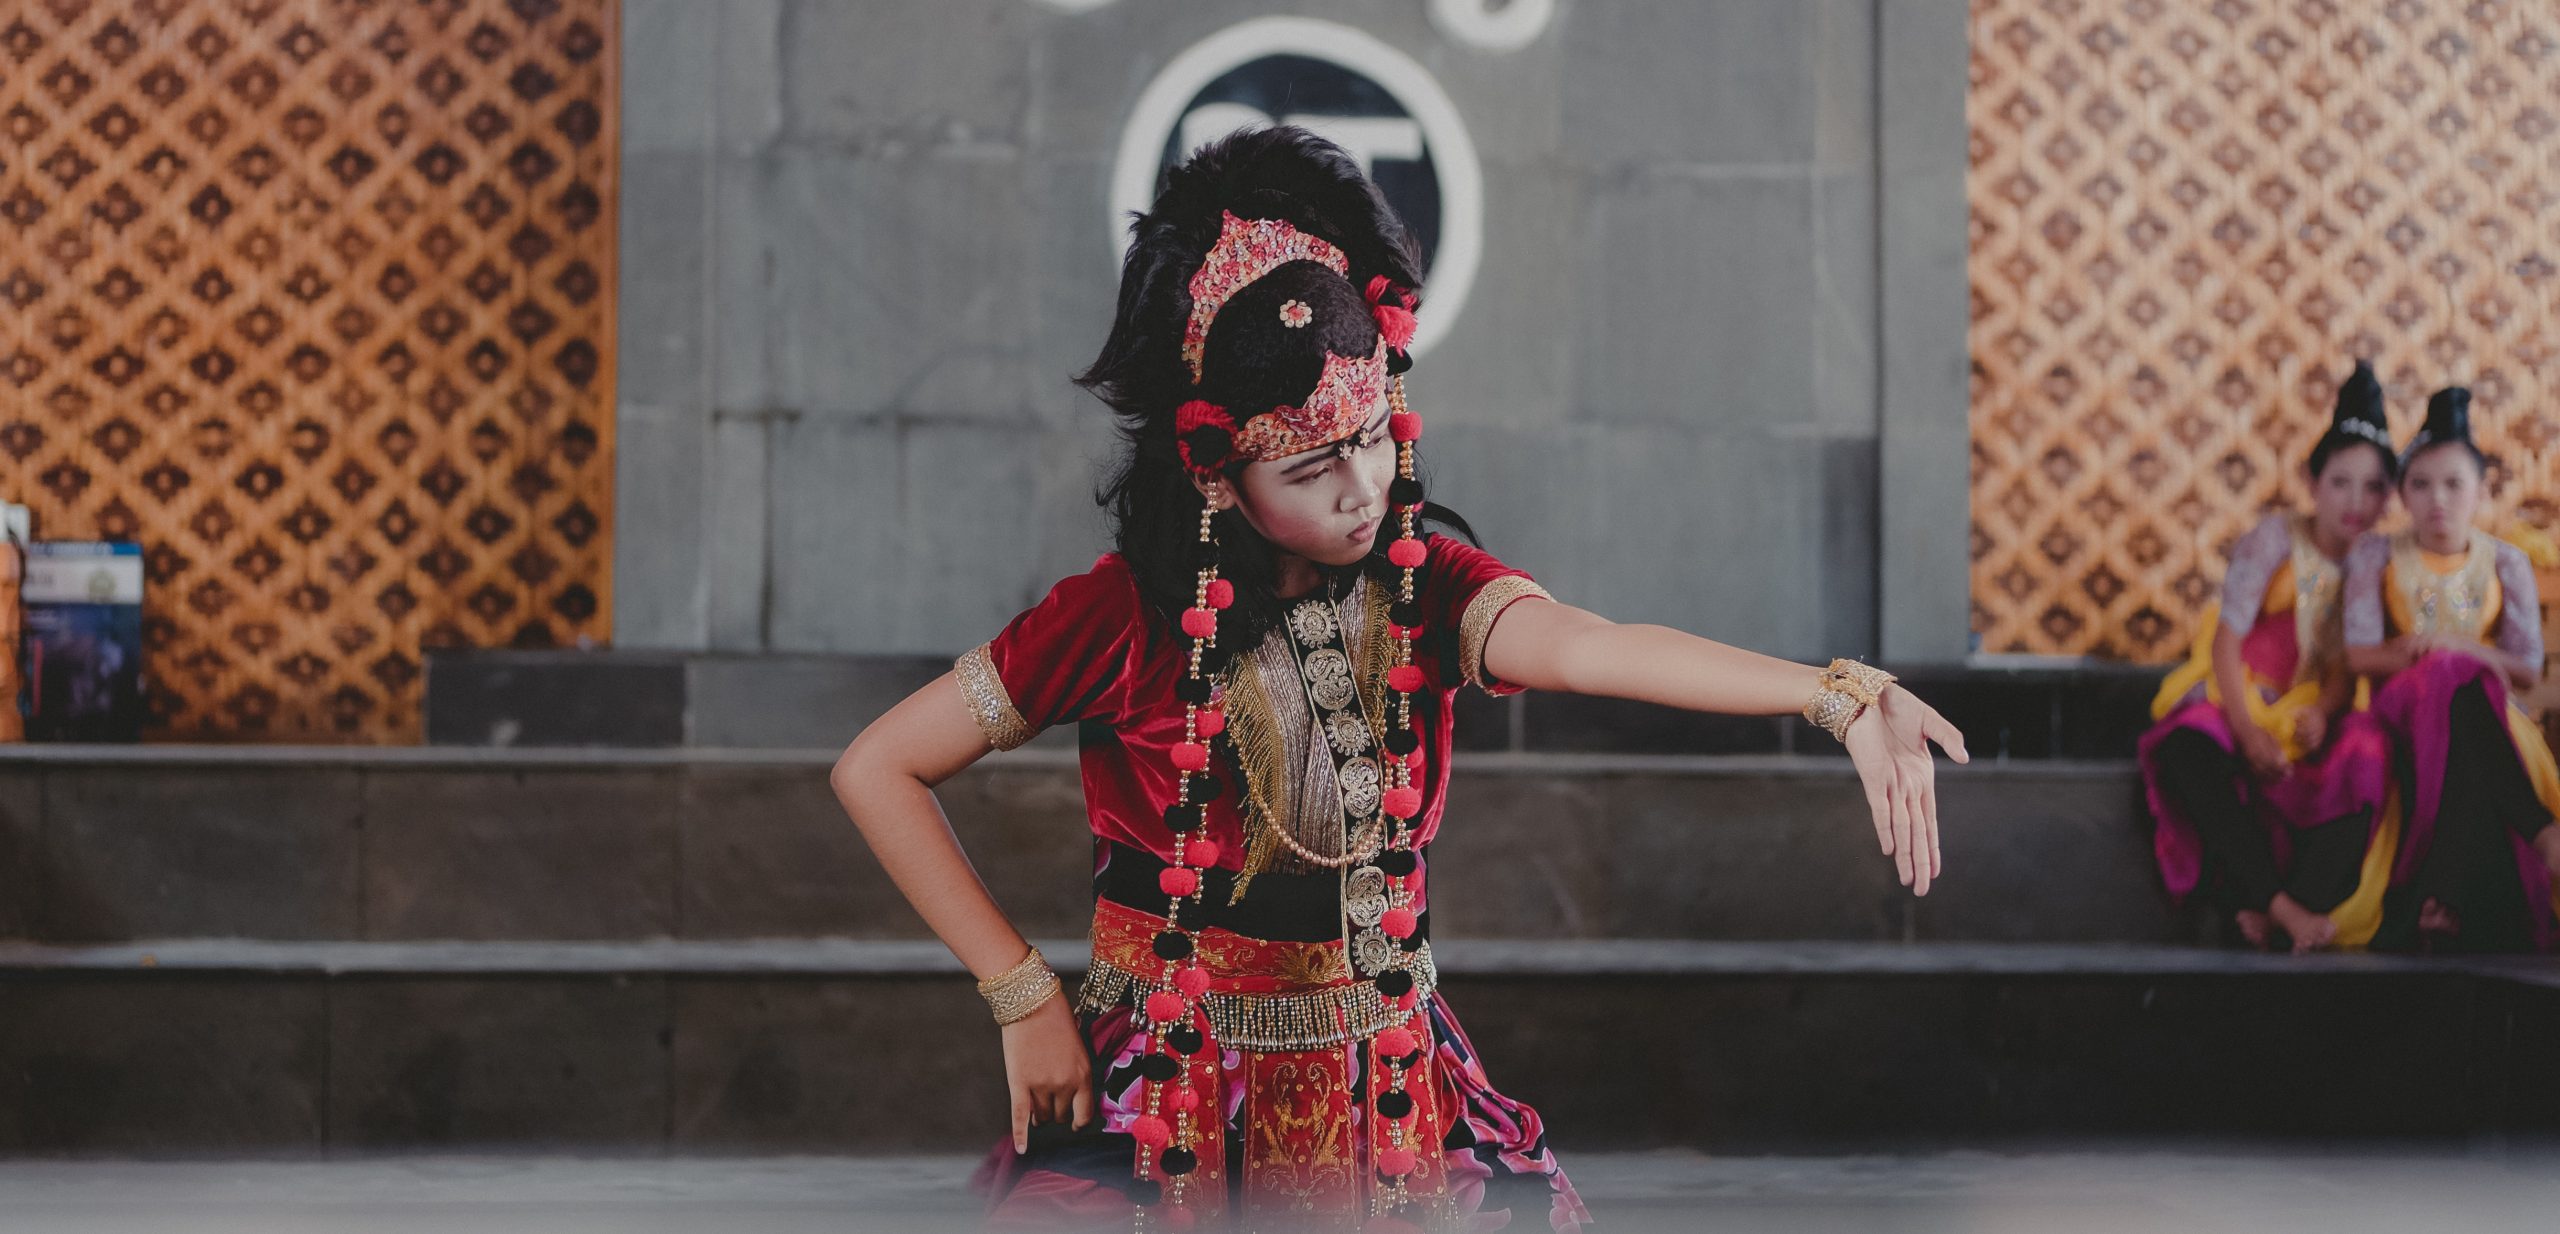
[1076,899,1438,1052]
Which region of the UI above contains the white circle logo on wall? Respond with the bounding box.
[1110,17,1483,358]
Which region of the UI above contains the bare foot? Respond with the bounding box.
[2266,893,2336,954]
[2418,896,2461,941]
[2234,909,2272,950]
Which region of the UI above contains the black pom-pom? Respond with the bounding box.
[1376,1091,1414,1119]
[1127,1179,1162,1206]
[1167,1025,1204,1055]
[1175,676,1212,704]
[1390,476,1423,506]
[1199,643,1233,674]
[1190,773,1225,803]
[1153,931,1194,961]
[1385,729,1419,756]
[1164,803,1203,833]
[1375,969,1414,997]
[1389,1048,1421,1070]
[1159,1147,1199,1176]
[1399,929,1425,952]
[1389,600,1422,628]
[1182,425,1233,467]
[1387,348,1413,375]
[1377,849,1417,876]
[1140,1053,1180,1082]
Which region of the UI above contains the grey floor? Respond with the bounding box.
[1,1146,2557,1233]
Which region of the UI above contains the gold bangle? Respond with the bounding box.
[1803,659,1896,744]
[976,945,1062,1026]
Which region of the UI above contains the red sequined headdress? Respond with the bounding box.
[1171,211,1412,477]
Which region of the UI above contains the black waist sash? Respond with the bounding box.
[1094,840,1431,945]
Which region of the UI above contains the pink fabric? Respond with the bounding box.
[2366,651,2558,949]
[2136,695,2389,904]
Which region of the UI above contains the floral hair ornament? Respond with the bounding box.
[1173,399,1237,478]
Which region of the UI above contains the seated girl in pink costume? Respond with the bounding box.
[2344,385,2560,953]
[2139,361,2398,951]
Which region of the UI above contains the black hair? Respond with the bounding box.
[2307,358,2397,482]
[1078,126,1479,651]
[2400,385,2486,479]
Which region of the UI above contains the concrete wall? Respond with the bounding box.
[613,0,1972,662]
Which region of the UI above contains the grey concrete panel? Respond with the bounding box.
[622,0,718,155]
[1575,173,1816,433]
[687,653,947,750]
[608,402,713,650]
[328,977,669,1147]
[359,769,681,940]
[35,767,361,941]
[1561,0,1818,169]
[704,410,775,651]
[616,153,714,408]
[778,0,1033,151]
[717,0,785,155]
[1429,772,1612,939]
[1407,160,1581,428]
[1912,771,2181,943]
[0,978,326,1152]
[1877,0,1977,664]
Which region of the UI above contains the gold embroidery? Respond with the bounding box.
[2285,514,2346,687]
[952,643,1035,752]
[1075,944,1436,1051]
[2387,529,2499,642]
[1459,576,1554,691]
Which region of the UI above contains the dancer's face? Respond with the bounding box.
[2400,445,2484,548]
[2306,444,2390,545]
[1220,398,1396,568]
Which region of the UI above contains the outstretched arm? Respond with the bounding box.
[1481,598,1969,895]
[831,676,1093,1150]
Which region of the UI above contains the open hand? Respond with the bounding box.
[1843,684,1969,896]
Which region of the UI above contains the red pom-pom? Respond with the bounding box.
[1146,991,1187,1023]
[1175,400,1233,435]
[1167,1086,1201,1113]
[1204,578,1234,608]
[1186,839,1221,867]
[1371,304,1417,350]
[1174,967,1212,998]
[1130,1114,1173,1150]
[1159,867,1199,898]
[1181,608,1217,638]
[1194,708,1226,738]
[1381,786,1422,819]
[1377,1147,1417,1177]
[1404,748,1426,773]
[1375,1027,1417,1057]
[1386,665,1424,693]
[1381,907,1418,939]
[1394,987,1421,1011]
[1388,411,1422,442]
[1171,742,1209,772]
[1387,538,1427,569]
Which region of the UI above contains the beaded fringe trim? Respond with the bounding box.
[1076,943,1439,1052]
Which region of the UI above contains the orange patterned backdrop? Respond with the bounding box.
[0,0,616,740]
[1969,0,2560,660]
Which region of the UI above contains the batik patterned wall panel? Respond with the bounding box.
[1,0,617,740]
[1969,0,2560,659]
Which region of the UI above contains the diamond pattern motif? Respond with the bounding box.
[1971,0,2560,658]
[0,0,617,740]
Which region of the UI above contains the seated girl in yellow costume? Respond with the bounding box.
[2344,386,2560,953]
[2140,361,2397,952]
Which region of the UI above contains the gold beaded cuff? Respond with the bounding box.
[1803,658,1895,744]
[954,643,1035,752]
[976,945,1062,1025]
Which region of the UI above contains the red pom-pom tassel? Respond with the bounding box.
[1194,708,1226,738]
[1145,991,1187,1023]
[1372,304,1417,350]
[1158,867,1199,898]
[1186,839,1221,868]
[1168,1086,1201,1113]
[1381,907,1418,939]
[1375,1027,1417,1057]
[1387,538,1427,569]
[1171,742,1210,772]
[1174,967,1212,998]
[1377,1147,1417,1177]
[1387,665,1424,693]
[1204,578,1234,608]
[1130,1114,1173,1150]
[1180,608,1217,639]
[1388,411,1422,442]
[1381,786,1422,819]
